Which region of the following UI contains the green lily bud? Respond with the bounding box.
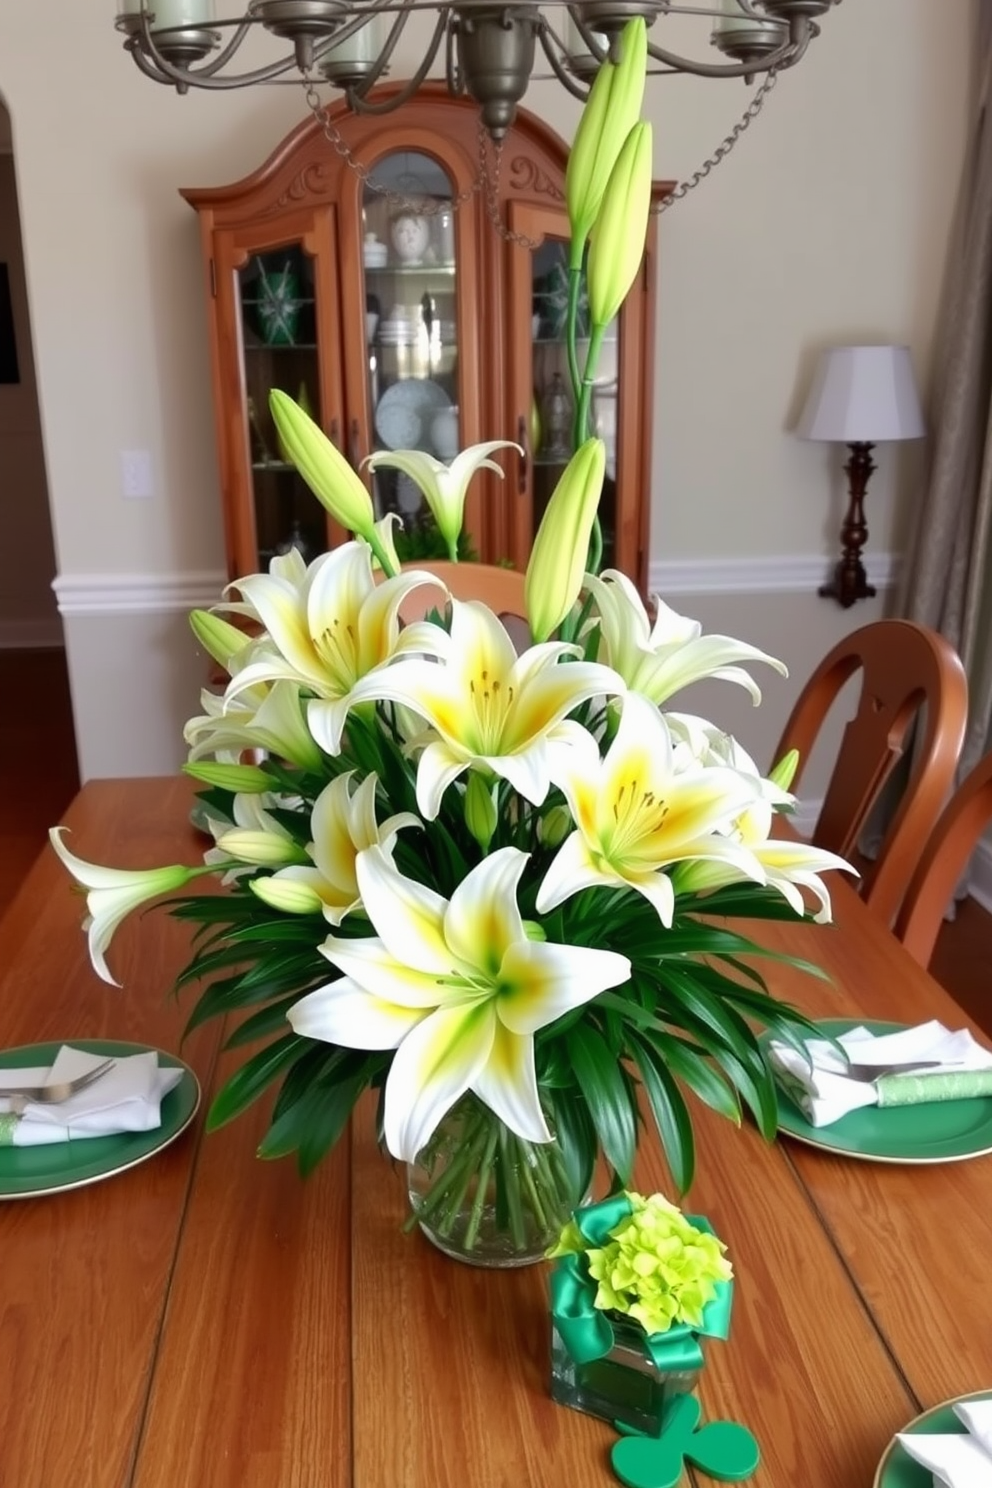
[587,121,653,329]
[183,761,273,794]
[212,829,304,868]
[250,876,324,916]
[565,18,648,268]
[464,771,498,852]
[525,438,606,643]
[269,389,375,540]
[521,919,548,943]
[768,748,800,793]
[189,609,250,671]
[537,803,572,849]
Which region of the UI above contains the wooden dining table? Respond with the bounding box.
[2,775,990,1488]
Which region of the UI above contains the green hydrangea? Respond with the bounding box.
[553,1192,733,1338]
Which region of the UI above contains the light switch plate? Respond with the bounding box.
[120,449,154,499]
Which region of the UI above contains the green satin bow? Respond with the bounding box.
[550,1194,733,1373]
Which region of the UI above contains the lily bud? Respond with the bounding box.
[212,829,304,868]
[768,748,800,793]
[565,18,648,267]
[269,389,376,540]
[525,438,606,642]
[251,876,324,916]
[537,804,572,849]
[189,609,250,672]
[587,121,653,329]
[183,761,273,794]
[464,771,498,852]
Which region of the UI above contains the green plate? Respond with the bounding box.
[0,1040,200,1199]
[763,1019,992,1164]
[874,1389,992,1485]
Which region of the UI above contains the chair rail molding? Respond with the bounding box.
[53,570,228,616]
[52,551,900,618]
[649,551,899,597]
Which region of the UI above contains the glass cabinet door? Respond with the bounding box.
[237,241,325,569]
[360,152,462,560]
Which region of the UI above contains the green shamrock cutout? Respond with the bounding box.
[611,1393,760,1488]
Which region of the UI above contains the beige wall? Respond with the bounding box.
[0,1,977,780]
[0,142,61,647]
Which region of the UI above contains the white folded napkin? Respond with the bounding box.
[768,1021,992,1127]
[896,1397,992,1487]
[0,1045,183,1147]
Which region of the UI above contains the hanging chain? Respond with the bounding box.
[302,77,540,246]
[660,68,778,211]
[302,74,479,216]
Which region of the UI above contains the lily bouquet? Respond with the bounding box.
[50,21,849,1264]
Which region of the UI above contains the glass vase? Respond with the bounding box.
[550,1315,703,1436]
[405,1093,578,1268]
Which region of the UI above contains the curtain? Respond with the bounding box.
[899,1,992,787]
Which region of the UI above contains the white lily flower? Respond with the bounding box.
[584,569,787,707]
[347,597,626,818]
[220,541,446,756]
[537,692,765,926]
[251,771,418,925]
[287,845,631,1161]
[48,828,207,986]
[364,442,520,560]
[665,712,794,809]
[185,678,324,772]
[675,797,856,923]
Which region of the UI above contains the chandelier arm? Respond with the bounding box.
[185,18,255,78]
[646,21,812,80]
[124,27,309,88]
[346,11,449,112]
[538,27,591,103]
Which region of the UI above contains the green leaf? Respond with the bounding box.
[565,1023,637,1183]
[207,1033,309,1130]
[648,1031,742,1125]
[628,1033,695,1193]
[223,993,303,1048]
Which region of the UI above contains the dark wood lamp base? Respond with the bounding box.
[819,440,877,609]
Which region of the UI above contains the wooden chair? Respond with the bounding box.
[397,560,527,632]
[772,619,968,926]
[894,752,992,966]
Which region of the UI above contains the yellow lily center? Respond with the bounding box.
[314,613,359,690]
[604,776,670,857]
[467,666,513,754]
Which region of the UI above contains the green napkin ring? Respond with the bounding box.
[876,1069,992,1106]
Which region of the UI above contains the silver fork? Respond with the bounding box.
[842,1059,942,1081]
[0,1059,117,1113]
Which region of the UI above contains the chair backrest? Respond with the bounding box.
[772,619,968,926]
[894,752,992,966]
[397,560,528,631]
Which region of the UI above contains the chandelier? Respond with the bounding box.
[117,0,839,139]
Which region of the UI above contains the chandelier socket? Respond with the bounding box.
[711,17,787,63]
[247,0,346,39]
[454,6,541,139]
[572,0,664,41]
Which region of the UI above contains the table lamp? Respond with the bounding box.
[797,344,925,608]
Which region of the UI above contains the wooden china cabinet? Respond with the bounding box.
[182,85,667,590]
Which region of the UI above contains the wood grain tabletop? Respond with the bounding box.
[0,777,987,1487]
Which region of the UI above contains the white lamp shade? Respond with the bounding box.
[797,344,925,443]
